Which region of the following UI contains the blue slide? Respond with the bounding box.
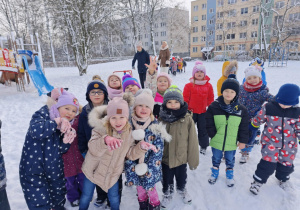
[19,50,54,96]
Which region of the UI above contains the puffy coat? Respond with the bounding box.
[125,120,171,190]
[206,100,249,151]
[62,115,84,177]
[81,106,146,192]
[239,84,274,120]
[217,61,238,96]
[183,76,214,114]
[132,49,150,74]
[160,112,199,169]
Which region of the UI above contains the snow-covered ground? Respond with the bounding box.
[1,59,300,210]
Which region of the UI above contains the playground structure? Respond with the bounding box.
[0,33,53,95]
[268,46,289,67]
[113,70,133,76]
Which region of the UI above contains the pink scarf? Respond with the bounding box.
[107,86,123,100]
[189,77,208,85]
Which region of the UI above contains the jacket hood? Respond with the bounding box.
[88,105,108,134]
[223,60,238,77]
[160,45,169,50]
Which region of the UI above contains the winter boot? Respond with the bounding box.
[178,189,192,204]
[161,189,173,209]
[208,167,219,184]
[226,168,235,187]
[94,198,106,207]
[148,203,160,210]
[138,200,149,210]
[200,147,206,155]
[239,151,249,164]
[249,180,263,195]
[279,180,291,190]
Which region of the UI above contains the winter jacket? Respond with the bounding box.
[132,49,150,74]
[206,100,249,151]
[252,101,300,164]
[170,60,177,72]
[177,61,183,70]
[145,70,158,98]
[81,106,146,192]
[0,119,7,191]
[62,115,84,177]
[183,76,214,114]
[158,47,170,67]
[160,112,199,169]
[153,92,164,119]
[125,120,171,190]
[239,84,274,120]
[217,61,238,96]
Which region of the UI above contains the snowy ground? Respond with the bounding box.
[1,59,300,210]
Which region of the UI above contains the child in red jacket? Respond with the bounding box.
[183,61,214,155]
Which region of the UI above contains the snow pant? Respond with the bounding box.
[138,72,147,89]
[0,188,11,210]
[137,186,160,207]
[241,122,259,153]
[253,159,294,184]
[212,148,236,169]
[162,163,187,194]
[20,172,66,210]
[192,113,209,149]
[160,67,169,74]
[65,173,85,203]
[79,175,120,210]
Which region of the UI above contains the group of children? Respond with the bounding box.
[169,57,186,75]
[16,56,300,210]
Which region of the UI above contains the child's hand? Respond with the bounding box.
[140,141,158,153]
[238,143,246,150]
[145,56,157,71]
[63,127,76,144]
[104,136,123,150]
[59,118,72,133]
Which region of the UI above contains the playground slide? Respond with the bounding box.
[21,50,54,96]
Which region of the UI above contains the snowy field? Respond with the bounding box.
[0,59,300,210]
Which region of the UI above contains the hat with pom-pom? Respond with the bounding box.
[276,83,300,106]
[244,65,262,79]
[192,61,206,77]
[157,72,172,88]
[122,74,141,92]
[163,85,184,105]
[133,89,154,111]
[221,74,240,96]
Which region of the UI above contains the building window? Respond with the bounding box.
[239,44,246,50]
[193,5,198,11]
[286,41,299,49]
[240,32,247,39]
[217,35,222,40]
[193,47,198,52]
[289,13,300,21]
[193,27,198,33]
[226,34,235,39]
[217,12,224,18]
[241,8,248,14]
[193,37,198,42]
[201,36,206,41]
[265,0,270,3]
[154,32,158,37]
[265,11,270,17]
[216,46,222,51]
[155,41,159,45]
[209,19,214,24]
[218,0,224,7]
[138,35,142,40]
[227,22,236,29]
[209,30,214,35]
[161,31,166,36]
[252,19,259,25]
[161,22,166,27]
[228,9,236,17]
[276,1,284,9]
[202,15,206,20]
[154,23,158,28]
[202,4,206,9]
[194,16,198,22]
[145,34,148,38]
[216,23,223,30]
[210,8,214,13]
[228,0,237,4]
[201,25,206,31]
[240,20,247,27]
[251,31,258,38]
[253,5,259,13]
[145,42,148,47]
[226,45,235,50]
[250,43,254,49]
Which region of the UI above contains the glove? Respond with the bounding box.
[63,127,76,144]
[132,66,135,70]
[55,117,71,133]
[140,141,158,153]
[104,136,123,150]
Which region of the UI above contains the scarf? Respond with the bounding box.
[159,102,188,123]
[131,114,152,130]
[189,77,208,85]
[107,86,123,100]
[217,96,240,114]
[243,81,263,92]
[160,45,169,50]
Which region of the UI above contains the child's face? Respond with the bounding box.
[279,103,292,109]
[110,115,127,131]
[109,76,121,89]
[125,85,139,95]
[157,77,169,92]
[135,104,151,118]
[223,89,236,102]
[89,89,105,105]
[166,100,181,110]
[58,105,77,121]
[246,76,260,85]
[194,71,205,80]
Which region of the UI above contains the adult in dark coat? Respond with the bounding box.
[132,42,150,88]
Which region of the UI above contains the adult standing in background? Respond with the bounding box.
[158,41,170,73]
[132,41,150,89]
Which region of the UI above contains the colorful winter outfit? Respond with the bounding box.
[159,86,199,206]
[122,74,141,92]
[183,61,214,150]
[0,120,11,210]
[132,45,150,88]
[158,42,170,73]
[177,59,183,72]
[250,84,300,191]
[170,58,177,75]
[107,74,123,100]
[217,60,238,96]
[145,69,158,98]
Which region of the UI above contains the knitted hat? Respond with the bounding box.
[122,74,141,92]
[157,72,172,88]
[108,74,122,89]
[136,41,143,48]
[192,61,206,77]
[134,89,154,111]
[107,97,129,119]
[244,66,262,79]
[163,85,184,105]
[276,84,300,106]
[221,74,240,96]
[86,80,108,102]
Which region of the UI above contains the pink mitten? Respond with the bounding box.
[140,141,158,153]
[59,118,71,133]
[104,136,123,150]
[63,128,76,144]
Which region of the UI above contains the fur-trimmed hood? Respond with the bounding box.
[148,122,172,142]
[223,60,238,77]
[88,105,108,134]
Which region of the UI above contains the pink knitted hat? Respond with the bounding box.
[107,97,129,119]
[157,72,172,88]
[192,61,206,77]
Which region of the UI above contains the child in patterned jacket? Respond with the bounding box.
[249,84,300,195]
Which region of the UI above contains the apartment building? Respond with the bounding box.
[190,0,300,59]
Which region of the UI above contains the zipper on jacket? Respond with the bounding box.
[222,115,229,151]
[281,109,286,149]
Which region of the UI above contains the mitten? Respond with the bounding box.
[140,141,158,153]
[60,118,72,133]
[104,136,123,150]
[63,127,76,144]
